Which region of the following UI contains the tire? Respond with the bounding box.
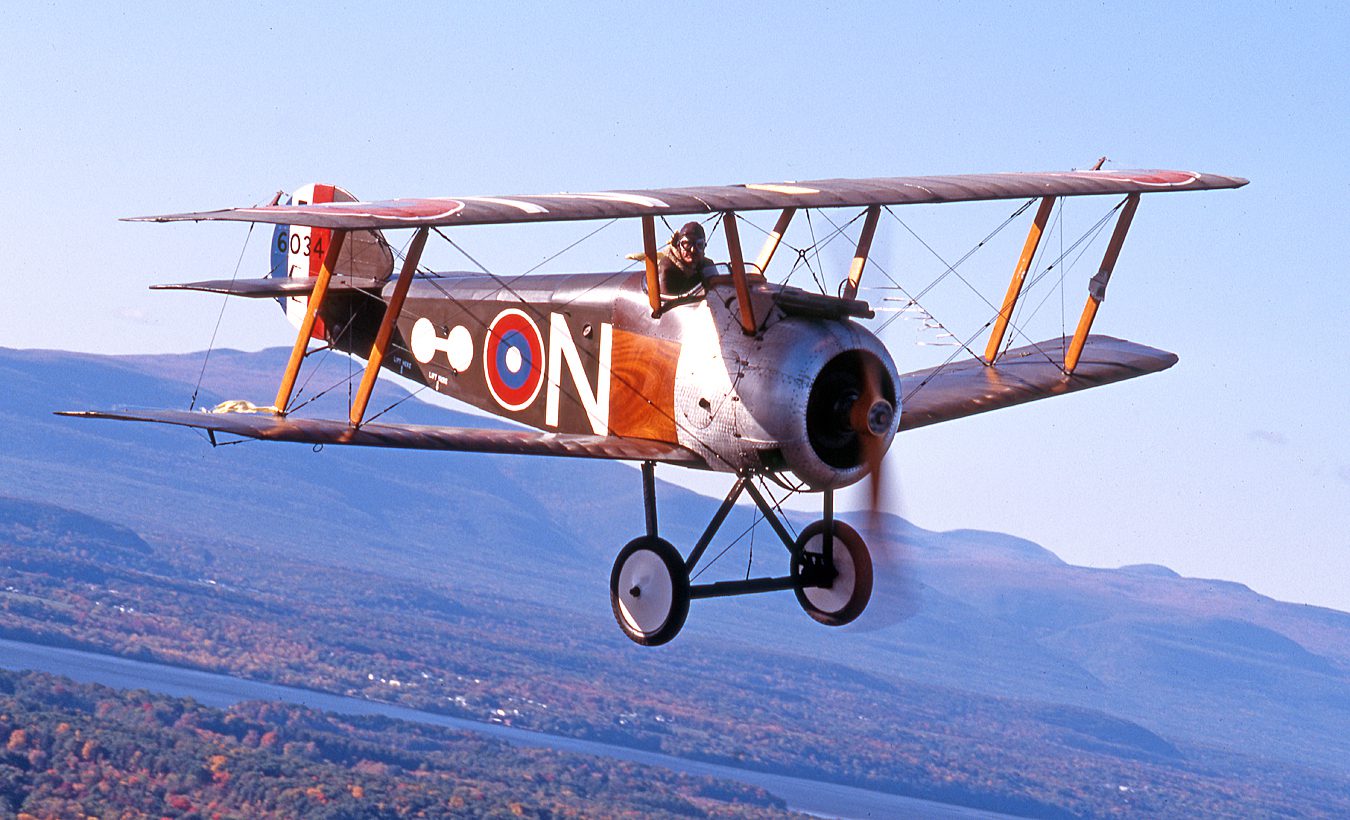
[609,536,690,646]
[791,520,872,626]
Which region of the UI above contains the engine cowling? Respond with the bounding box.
[673,311,900,489]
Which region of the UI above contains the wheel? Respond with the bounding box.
[791,520,872,626]
[609,536,690,646]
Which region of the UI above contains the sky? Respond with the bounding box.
[3,2,1347,610]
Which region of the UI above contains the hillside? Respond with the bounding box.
[2,346,1348,816]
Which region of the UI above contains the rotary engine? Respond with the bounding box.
[673,316,901,490]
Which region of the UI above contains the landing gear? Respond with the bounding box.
[609,536,690,646]
[608,462,873,645]
[791,520,872,626]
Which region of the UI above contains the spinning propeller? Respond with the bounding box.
[836,354,921,629]
[850,356,894,526]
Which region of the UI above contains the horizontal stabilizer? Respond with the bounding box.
[58,408,704,465]
[898,335,1177,431]
[127,169,1248,230]
[151,276,385,298]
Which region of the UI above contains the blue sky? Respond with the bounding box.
[3,3,1347,610]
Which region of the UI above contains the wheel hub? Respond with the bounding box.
[609,536,690,647]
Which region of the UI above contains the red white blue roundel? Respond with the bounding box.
[483,309,545,411]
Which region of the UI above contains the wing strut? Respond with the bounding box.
[350,227,429,425]
[754,208,796,274]
[723,213,757,334]
[1066,194,1140,373]
[275,229,347,414]
[985,196,1056,363]
[641,215,661,315]
[841,205,881,301]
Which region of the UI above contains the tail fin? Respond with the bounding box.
[269,183,394,333]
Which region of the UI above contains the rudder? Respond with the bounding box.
[269,183,394,333]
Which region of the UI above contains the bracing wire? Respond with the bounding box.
[288,307,366,412]
[882,201,1033,326]
[691,475,800,582]
[394,227,743,472]
[819,207,991,362]
[522,219,619,275]
[999,197,1124,362]
[875,196,1127,376]
[692,507,763,581]
[190,221,257,411]
[801,211,829,293]
[366,383,432,424]
[1014,202,1118,341]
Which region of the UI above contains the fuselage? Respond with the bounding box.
[319,271,899,489]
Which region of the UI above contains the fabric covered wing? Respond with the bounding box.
[59,409,705,465]
[128,170,1247,230]
[149,276,383,298]
[897,335,1178,431]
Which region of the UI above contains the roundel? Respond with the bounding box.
[483,309,545,411]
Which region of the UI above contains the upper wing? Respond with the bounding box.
[59,409,705,465]
[127,169,1247,230]
[897,335,1177,431]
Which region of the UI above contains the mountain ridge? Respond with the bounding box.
[3,346,1348,791]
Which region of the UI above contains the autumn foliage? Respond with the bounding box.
[0,669,791,818]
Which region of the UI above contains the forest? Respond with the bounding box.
[2,497,1348,817]
[0,668,796,818]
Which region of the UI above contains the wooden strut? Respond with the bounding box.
[723,213,757,334]
[755,208,796,275]
[642,215,661,316]
[984,196,1056,363]
[274,229,347,415]
[1065,194,1140,374]
[642,461,658,538]
[349,227,429,426]
[842,205,881,301]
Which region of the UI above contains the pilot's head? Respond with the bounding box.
[672,221,707,266]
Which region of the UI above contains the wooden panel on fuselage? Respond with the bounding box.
[608,328,679,442]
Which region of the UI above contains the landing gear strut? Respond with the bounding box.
[607,462,873,645]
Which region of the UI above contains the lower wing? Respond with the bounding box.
[898,335,1176,431]
[58,408,704,466]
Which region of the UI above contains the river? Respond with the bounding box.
[0,637,1011,819]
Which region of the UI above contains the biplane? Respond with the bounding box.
[65,167,1246,645]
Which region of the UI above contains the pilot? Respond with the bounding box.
[658,221,717,296]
